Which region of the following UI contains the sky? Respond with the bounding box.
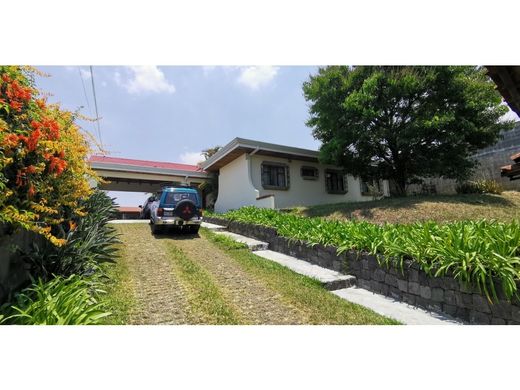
[35,65,520,207]
[35,66,320,206]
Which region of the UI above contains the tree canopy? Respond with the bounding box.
[303,66,514,194]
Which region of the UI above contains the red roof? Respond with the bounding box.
[118,206,141,213]
[89,155,204,172]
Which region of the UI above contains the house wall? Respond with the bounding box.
[214,154,262,213]
[249,154,386,209]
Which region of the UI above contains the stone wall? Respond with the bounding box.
[205,216,520,324]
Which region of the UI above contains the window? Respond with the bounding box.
[361,179,383,196]
[325,169,347,194]
[301,166,319,180]
[163,192,199,206]
[261,162,289,190]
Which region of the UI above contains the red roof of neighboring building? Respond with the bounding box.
[117,206,141,213]
[89,155,204,172]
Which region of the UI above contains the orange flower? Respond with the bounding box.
[10,100,22,111]
[42,118,60,140]
[1,73,11,83]
[26,129,41,152]
[30,120,42,130]
[49,156,67,175]
[27,183,36,198]
[68,220,77,231]
[26,165,37,174]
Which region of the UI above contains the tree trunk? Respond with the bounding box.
[391,173,407,196]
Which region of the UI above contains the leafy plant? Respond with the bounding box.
[21,190,120,279]
[210,207,520,302]
[0,274,111,325]
[456,179,503,195]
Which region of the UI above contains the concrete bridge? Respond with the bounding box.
[88,155,211,205]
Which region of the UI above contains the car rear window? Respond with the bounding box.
[163,192,199,206]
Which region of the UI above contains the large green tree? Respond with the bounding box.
[303,66,514,195]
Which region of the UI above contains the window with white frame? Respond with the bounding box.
[261,162,289,190]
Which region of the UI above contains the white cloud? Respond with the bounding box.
[116,66,176,94]
[179,151,204,165]
[237,66,279,90]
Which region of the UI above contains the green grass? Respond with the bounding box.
[100,246,134,325]
[202,229,400,325]
[162,241,242,325]
[209,206,520,302]
[289,191,520,224]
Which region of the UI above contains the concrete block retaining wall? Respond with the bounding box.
[205,216,520,325]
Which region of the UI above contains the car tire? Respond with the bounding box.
[189,225,200,235]
[151,223,162,235]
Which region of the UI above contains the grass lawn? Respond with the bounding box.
[289,191,520,224]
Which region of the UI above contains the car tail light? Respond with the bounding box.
[157,207,164,217]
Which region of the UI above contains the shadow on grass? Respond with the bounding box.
[149,225,200,240]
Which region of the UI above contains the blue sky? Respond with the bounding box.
[35,66,320,205]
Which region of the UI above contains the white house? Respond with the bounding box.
[201,138,390,213]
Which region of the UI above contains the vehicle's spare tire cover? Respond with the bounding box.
[174,199,197,221]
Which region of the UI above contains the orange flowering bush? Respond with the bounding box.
[0,66,98,245]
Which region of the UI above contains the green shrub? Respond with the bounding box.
[456,179,503,195]
[213,207,520,302]
[0,275,111,325]
[22,190,120,279]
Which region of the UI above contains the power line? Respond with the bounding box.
[89,65,103,147]
[77,67,97,140]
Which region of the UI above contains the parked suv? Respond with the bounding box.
[139,192,161,219]
[150,186,203,234]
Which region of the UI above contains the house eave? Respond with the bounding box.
[201,137,320,171]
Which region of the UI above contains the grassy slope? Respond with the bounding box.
[290,191,520,224]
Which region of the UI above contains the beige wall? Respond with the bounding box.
[249,154,385,209]
[214,153,389,212]
[214,154,262,213]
